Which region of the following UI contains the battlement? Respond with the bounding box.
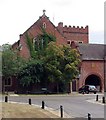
[57,22,88,34]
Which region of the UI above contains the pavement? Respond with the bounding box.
[85,93,105,105]
[1,92,105,118]
[86,99,105,105]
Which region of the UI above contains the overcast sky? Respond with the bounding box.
[0,0,105,45]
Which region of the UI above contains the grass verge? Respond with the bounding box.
[1,102,59,118]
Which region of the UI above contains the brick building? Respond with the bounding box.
[71,42,105,92]
[12,10,88,59]
[6,10,104,93]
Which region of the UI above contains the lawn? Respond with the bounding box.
[1,102,59,118]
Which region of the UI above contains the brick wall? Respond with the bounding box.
[57,22,89,43]
[16,15,67,59]
[79,60,104,92]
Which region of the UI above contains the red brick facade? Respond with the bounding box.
[57,22,88,44]
[11,11,104,93]
[71,43,105,92]
[79,61,104,92]
[13,14,68,59]
[12,12,89,59]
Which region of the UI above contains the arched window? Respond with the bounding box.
[43,22,46,29]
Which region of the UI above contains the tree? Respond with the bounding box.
[44,42,80,93]
[62,45,80,81]
[19,30,80,93]
[2,44,26,92]
[43,42,63,92]
[18,59,44,88]
[18,30,56,90]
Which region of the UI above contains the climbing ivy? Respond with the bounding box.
[26,28,56,58]
[35,28,56,50]
[26,33,36,58]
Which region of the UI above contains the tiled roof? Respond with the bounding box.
[78,43,105,60]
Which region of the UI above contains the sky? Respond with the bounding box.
[0,0,105,45]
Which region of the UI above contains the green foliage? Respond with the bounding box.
[20,31,80,93]
[18,59,44,86]
[26,33,36,58]
[34,28,56,53]
[18,40,80,93]
[26,29,56,59]
[20,30,57,87]
[44,42,64,83]
[2,44,26,78]
[2,44,27,93]
[43,42,80,92]
[62,45,80,81]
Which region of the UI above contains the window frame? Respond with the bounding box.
[4,77,12,86]
[43,22,46,29]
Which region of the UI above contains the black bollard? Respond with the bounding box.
[41,101,45,109]
[102,96,105,103]
[96,95,98,101]
[29,98,31,105]
[88,113,91,120]
[5,96,8,102]
[60,105,63,118]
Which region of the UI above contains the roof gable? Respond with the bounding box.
[21,13,67,45]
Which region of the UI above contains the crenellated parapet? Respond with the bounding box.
[57,22,88,34]
[57,22,89,43]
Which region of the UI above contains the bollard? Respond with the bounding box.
[29,98,31,105]
[5,96,8,102]
[60,105,63,118]
[102,96,105,103]
[41,101,45,109]
[88,113,91,120]
[96,95,98,101]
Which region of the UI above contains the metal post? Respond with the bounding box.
[96,95,98,101]
[29,98,31,105]
[5,96,8,102]
[41,101,45,109]
[88,113,91,120]
[60,105,63,118]
[102,96,105,103]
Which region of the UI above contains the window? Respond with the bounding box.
[33,37,45,51]
[33,38,36,44]
[67,40,71,44]
[78,41,83,44]
[43,22,46,28]
[5,78,12,86]
[18,44,23,51]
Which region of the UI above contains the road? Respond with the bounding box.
[1,93,104,118]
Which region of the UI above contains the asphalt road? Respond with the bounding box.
[1,93,104,118]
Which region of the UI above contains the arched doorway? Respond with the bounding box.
[85,74,101,92]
